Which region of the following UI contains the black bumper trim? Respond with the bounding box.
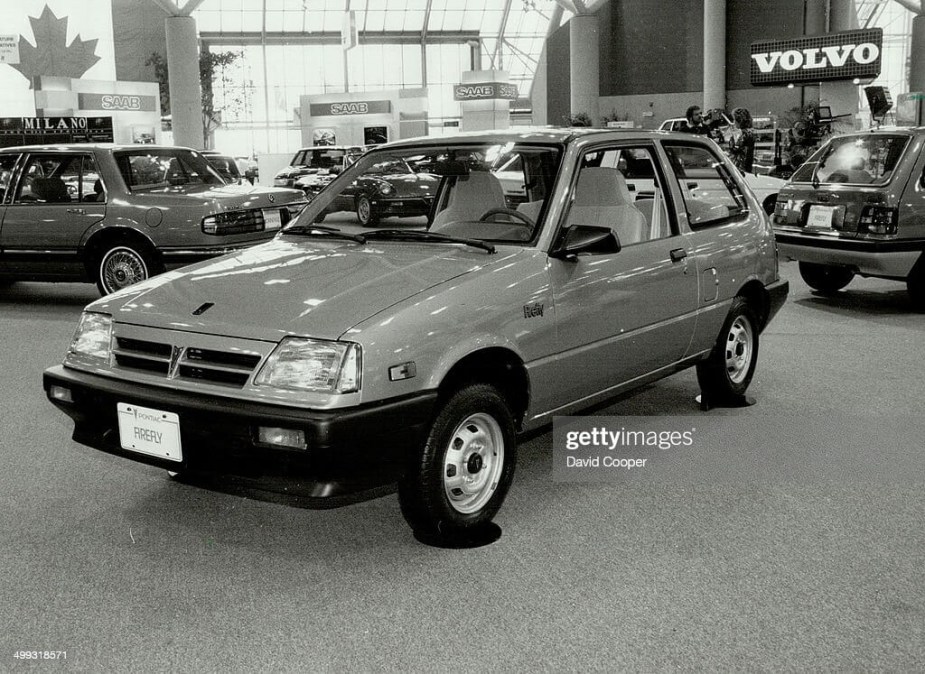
[764,278,789,328]
[774,232,925,253]
[43,365,438,506]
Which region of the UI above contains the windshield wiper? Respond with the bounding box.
[361,229,496,254]
[281,223,366,243]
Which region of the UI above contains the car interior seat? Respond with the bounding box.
[31,177,71,203]
[430,170,507,231]
[84,178,105,202]
[568,167,647,246]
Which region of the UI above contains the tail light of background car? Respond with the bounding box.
[858,205,898,235]
[202,209,266,235]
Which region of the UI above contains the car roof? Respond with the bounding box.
[376,126,705,151]
[0,143,201,153]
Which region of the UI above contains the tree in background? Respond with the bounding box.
[145,49,247,149]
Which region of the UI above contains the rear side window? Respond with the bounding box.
[0,153,19,202]
[791,134,909,185]
[663,144,747,229]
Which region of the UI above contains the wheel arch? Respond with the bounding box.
[81,227,160,272]
[436,347,530,432]
[735,279,771,330]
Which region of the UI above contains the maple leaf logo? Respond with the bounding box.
[9,5,101,86]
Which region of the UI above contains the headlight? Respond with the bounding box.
[379,183,395,196]
[66,312,113,366]
[255,337,361,393]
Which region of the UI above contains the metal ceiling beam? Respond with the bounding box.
[422,0,433,43]
[891,0,922,14]
[151,0,205,17]
[492,0,513,70]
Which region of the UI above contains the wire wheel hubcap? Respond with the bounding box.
[102,248,147,292]
[443,412,504,514]
[724,316,753,384]
[357,197,371,222]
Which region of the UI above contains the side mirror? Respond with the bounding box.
[550,225,621,259]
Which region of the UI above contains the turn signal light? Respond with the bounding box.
[257,426,307,450]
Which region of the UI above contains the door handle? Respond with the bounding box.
[66,208,86,215]
[669,248,688,262]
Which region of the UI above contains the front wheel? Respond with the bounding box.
[356,194,378,226]
[97,243,156,295]
[399,383,516,537]
[799,261,854,293]
[696,297,759,402]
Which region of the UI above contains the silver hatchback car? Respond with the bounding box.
[44,129,787,539]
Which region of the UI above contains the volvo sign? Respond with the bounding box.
[750,29,882,86]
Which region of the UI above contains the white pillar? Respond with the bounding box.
[569,15,600,125]
[911,15,925,123]
[703,0,726,112]
[165,16,204,149]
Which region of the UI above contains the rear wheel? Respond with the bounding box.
[356,194,378,226]
[696,297,759,402]
[96,242,157,295]
[399,383,516,537]
[799,261,854,294]
[907,262,925,311]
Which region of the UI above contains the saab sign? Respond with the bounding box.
[750,29,882,86]
[78,93,158,112]
[309,100,392,116]
[453,82,519,101]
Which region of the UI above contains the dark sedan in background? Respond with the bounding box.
[325,155,439,225]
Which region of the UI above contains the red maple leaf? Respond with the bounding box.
[10,6,101,86]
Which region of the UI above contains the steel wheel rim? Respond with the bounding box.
[443,412,505,514]
[725,315,754,384]
[101,248,147,293]
[357,197,371,223]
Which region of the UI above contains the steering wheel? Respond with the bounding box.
[478,207,534,228]
[827,172,849,183]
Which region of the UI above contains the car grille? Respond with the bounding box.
[113,336,263,387]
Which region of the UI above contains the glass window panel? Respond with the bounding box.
[365,10,386,32]
[196,11,221,32]
[461,11,484,32]
[223,0,244,11]
[403,9,425,31]
[403,44,423,87]
[321,11,341,31]
[366,0,388,10]
[264,10,285,31]
[427,8,446,31]
[442,10,464,31]
[241,10,263,30]
[383,10,404,31]
[221,11,244,32]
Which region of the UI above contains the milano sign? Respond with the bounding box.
[750,28,882,86]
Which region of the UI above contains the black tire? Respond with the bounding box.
[399,383,517,537]
[799,261,854,293]
[907,262,925,311]
[96,242,156,295]
[356,194,378,226]
[696,296,759,402]
[762,194,777,216]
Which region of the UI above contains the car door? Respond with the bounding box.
[542,142,699,408]
[0,151,106,280]
[660,141,759,353]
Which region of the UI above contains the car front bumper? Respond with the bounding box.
[774,230,925,279]
[43,365,437,507]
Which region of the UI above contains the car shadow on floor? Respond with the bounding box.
[796,288,920,317]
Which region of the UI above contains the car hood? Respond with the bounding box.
[91,237,506,341]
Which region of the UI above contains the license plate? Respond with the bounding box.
[263,208,282,230]
[117,403,182,462]
[807,205,837,229]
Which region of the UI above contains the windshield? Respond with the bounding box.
[286,142,563,245]
[115,149,224,191]
[791,134,909,185]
